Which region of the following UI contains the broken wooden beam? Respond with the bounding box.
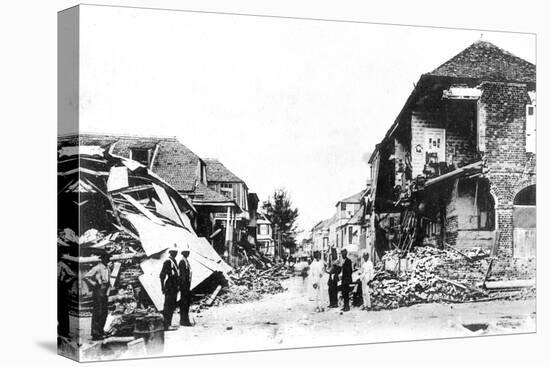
[484,279,535,289]
[482,258,494,288]
[443,243,474,262]
[205,285,223,306]
[435,276,469,291]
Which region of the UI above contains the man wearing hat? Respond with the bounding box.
[179,243,193,327]
[160,244,180,331]
[339,248,353,312]
[326,247,341,308]
[84,251,111,340]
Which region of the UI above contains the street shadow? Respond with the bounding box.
[35,340,58,354]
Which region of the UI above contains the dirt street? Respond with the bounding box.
[156,275,536,357]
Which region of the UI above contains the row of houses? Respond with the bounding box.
[310,188,371,258]
[58,134,276,264]
[311,40,536,275]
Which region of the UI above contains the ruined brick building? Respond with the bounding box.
[368,40,536,276]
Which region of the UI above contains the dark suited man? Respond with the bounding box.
[339,249,353,312]
[179,243,193,327]
[160,245,180,331]
[327,248,341,308]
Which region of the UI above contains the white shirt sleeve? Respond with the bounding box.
[366,261,374,282]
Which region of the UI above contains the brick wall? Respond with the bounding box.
[480,82,536,258]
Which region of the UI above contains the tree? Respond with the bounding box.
[262,188,299,254]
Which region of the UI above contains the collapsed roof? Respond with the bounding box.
[57,145,231,310]
[59,134,205,193]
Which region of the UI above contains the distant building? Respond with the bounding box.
[255,213,274,256]
[300,238,313,257]
[310,216,333,254]
[310,187,371,258]
[334,189,369,249]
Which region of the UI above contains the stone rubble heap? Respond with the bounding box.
[209,263,293,306]
[369,246,503,310]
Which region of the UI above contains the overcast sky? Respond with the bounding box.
[72,5,536,239]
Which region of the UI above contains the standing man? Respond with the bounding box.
[309,251,325,312]
[58,250,76,338]
[160,245,179,331]
[179,243,193,327]
[326,248,341,308]
[84,252,111,340]
[358,252,374,311]
[340,249,353,312]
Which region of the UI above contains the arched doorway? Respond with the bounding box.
[513,185,536,258]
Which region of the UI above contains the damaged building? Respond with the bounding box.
[368,41,536,278]
[57,144,233,347]
[58,134,261,266]
[310,186,371,261]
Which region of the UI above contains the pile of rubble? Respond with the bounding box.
[57,146,233,326]
[106,308,160,337]
[369,270,484,310]
[369,246,488,310]
[369,246,536,310]
[487,286,536,302]
[202,263,293,306]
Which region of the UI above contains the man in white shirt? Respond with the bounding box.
[309,251,325,312]
[359,252,374,311]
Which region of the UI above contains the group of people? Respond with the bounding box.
[308,248,374,313]
[159,243,194,331]
[58,242,194,342]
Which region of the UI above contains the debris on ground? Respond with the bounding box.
[369,246,535,310]
[106,308,161,337]
[196,263,293,307]
[483,286,536,302]
[58,145,234,342]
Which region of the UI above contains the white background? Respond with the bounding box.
[0,0,547,366]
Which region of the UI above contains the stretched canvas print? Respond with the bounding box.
[57,4,537,362]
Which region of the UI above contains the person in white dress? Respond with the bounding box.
[359,252,374,311]
[309,251,325,312]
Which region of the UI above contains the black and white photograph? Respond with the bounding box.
[5,1,550,366]
[54,3,540,362]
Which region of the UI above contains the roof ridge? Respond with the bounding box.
[204,158,245,183]
[428,39,535,83]
[58,132,179,141]
[336,188,367,205]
